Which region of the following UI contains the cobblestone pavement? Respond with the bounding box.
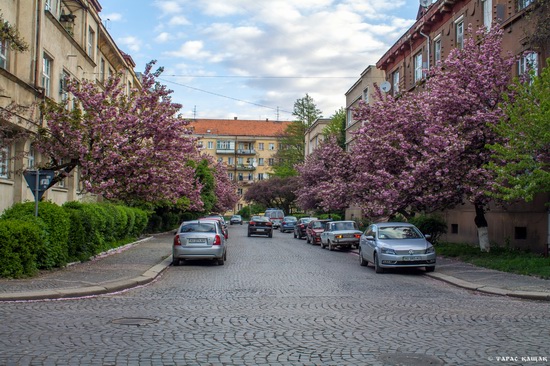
[1,225,549,366]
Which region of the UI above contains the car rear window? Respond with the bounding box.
[180,223,216,233]
[266,210,284,219]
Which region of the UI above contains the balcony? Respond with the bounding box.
[236,149,256,155]
[236,164,256,171]
[216,149,235,154]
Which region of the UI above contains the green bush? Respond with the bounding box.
[1,202,70,269]
[0,220,40,278]
[409,214,447,244]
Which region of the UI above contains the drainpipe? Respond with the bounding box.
[419,29,430,73]
[33,0,42,91]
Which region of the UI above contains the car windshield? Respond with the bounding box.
[312,221,324,229]
[334,222,357,231]
[378,226,423,239]
[180,223,216,233]
[284,216,297,221]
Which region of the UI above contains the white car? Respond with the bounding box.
[319,221,362,250]
[359,222,436,273]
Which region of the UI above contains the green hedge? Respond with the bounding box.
[409,214,447,244]
[0,201,150,278]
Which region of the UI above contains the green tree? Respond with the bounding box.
[292,93,322,127]
[488,61,550,202]
[322,107,346,149]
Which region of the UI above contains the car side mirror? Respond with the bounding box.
[366,235,375,240]
[424,234,431,239]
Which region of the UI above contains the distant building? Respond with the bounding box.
[304,118,332,156]
[0,0,140,213]
[188,118,293,214]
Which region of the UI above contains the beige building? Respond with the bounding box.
[188,118,293,214]
[304,118,331,156]
[0,0,140,214]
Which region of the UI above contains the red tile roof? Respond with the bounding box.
[188,119,294,137]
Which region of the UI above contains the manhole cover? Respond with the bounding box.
[111,317,158,326]
[378,353,444,366]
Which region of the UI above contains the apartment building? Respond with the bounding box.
[188,118,293,214]
[0,0,140,213]
[347,0,549,252]
[304,118,331,156]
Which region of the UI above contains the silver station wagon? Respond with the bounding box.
[172,219,227,266]
[359,222,436,273]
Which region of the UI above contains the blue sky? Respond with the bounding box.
[100,1,419,121]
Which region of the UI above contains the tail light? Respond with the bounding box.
[266,222,272,226]
[354,234,361,239]
[173,235,181,246]
[213,234,222,245]
[249,221,255,226]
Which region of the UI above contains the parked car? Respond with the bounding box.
[280,216,297,233]
[306,219,332,245]
[248,216,273,238]
[265,209,285,229]
[358,222,436,273]
[172,219,227,266]
[199,216,228,239]
[320,220,362,251]
[293,217,317,239]
[230,215,243,225]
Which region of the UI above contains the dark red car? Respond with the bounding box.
[305,219,332,245]
[293,217,317,239]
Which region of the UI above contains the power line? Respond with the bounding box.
[164,74,358,79]
[158,77,294,115]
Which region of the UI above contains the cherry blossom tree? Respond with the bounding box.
[211,159,240,213]
[36,61,204,207]
[351,26,516,251]
[295,136,353,213]
[244,176,298,214]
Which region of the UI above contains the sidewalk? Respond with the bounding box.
[0,234,549,301]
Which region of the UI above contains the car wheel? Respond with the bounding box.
[328,240,334,251]
[172,258,180,266]
[320,240,324,249]
[293,231,297,238]
[374,253,384,273]
[359,250,368,267]
[425,266,435,272]
[268,232,273,238]
[247,231,251,237]
[306,235,310,244]
[217,256,225,265]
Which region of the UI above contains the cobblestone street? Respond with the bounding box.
[1,224,549,366]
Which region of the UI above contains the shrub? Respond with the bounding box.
[409,214,447,244]
[1,202,70,268]
[0,220,40,278]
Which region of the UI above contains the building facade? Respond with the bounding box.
[304,118,331,156]
[0,0,140,214]
[358,0,549,253]
[188,118,293,214]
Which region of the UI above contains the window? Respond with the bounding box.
[228,172,233,180]
[42,54,52,97]
[362,87,369,103]
[217,140,234,150]
[451,224,458,234]
[414,52,423,82]
[237,157,243,165]
[517,0,533,10]
[217,157,223,163]
[99,58,105,83]
[433,37,441,64]
[347,108,354,127]
[227,157,234,165]
[482,0,493,29]
[60,70,70,104]
[0,39,7,69]
[269,143,275,150]
[258,143,264,150]
[87,27,95,59]
[456,20,464,49]
[257,173,264,180]
[518,51,539,79]
[0,144,9,178]
[207,141,213,149]
[258,158,264,166]
[247,173,253,181]
[45,0,60,15]
[238,173,243,181]
[268,158,274,166]
[237,188,243,195]
[392,70,400,95]
[515,227,527,240]
[28,145,35,169]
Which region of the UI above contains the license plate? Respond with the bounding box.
[256,228,265,232]
[403,256,421,261]
[188,238,206,244]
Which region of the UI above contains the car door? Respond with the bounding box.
[360,225,377,261]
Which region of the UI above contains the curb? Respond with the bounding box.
[0,256,173,302]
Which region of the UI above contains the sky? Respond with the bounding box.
[99,1,420,121]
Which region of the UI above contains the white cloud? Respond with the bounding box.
[155,32,171,43]
[118,36,142,52]
[168,15,190,26]
[102,12,122,21]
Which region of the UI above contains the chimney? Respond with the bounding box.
[234,117,237,120]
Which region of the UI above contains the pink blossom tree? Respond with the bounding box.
[36,61,204,207]
[295,136,353,213]
[211,158,240,213]
[351,26,515,251]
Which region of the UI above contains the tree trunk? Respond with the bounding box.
[474,203,490,252]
